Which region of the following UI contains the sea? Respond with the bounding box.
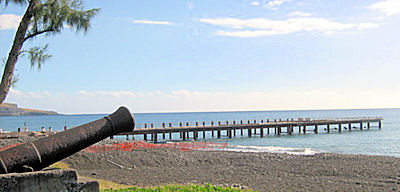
[0,108,399,157]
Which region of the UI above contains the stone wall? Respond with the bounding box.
[0,169,99,192]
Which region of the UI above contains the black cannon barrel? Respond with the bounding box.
[0,106,134,174]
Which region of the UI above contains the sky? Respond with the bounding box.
[1,0,400,114]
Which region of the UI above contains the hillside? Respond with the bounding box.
[0,103,58,116]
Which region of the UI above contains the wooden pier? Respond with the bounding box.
[117,117,383,143]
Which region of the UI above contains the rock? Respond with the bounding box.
[232,184,240,188]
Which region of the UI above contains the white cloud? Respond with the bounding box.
[288,11,312,17]
[250,0,290,8]
[6,88,400,114]
[250,1,261,6]
[78,90,138,98]
[171,90,227,97]
[266,0,292,8]
[186,1,195,9]
[368,0,400,16]
[0,14,21,30]
[215,30,287,37]
[9,89,50,99]
[357,23,381,30]
[132,20,174,25]
[200,17,379,37]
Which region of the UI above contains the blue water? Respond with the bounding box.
[0,108,399,157]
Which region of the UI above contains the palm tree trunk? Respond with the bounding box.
[0,1,36,104]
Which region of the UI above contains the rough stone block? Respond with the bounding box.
[0,169,99,192]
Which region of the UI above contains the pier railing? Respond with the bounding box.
[113,117,383,142]
[133,117,383,129]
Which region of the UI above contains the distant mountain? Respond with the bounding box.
[0,103,58,116]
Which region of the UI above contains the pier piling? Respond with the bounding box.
[120,117,382,142]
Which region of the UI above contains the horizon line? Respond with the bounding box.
[59,107,400,116]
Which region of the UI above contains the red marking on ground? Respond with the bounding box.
[0,143,23,152]
[84,141,228,153]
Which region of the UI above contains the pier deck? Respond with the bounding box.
[117,117,383,142]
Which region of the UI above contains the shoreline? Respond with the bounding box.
[2,134,399,158]
[1,134,399,158]
[1,137,400,191]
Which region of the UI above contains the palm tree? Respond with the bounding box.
[0,0,99,103]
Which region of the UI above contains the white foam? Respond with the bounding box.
[209,145,319,155]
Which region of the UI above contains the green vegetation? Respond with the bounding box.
[50,162,254,192]
[49,161,70,169]
[0,0,99,103]
[101,184,255,192]
[91,177,134,190]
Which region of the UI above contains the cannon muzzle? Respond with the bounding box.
[0,106,134,174]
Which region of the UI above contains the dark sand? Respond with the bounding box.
[66,148,400,191]
[1,137,400,191]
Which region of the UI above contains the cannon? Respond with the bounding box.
[0,106,134,174]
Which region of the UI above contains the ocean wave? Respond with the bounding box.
[206,145,319,155]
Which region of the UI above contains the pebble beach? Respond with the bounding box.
[1,136,400,191]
